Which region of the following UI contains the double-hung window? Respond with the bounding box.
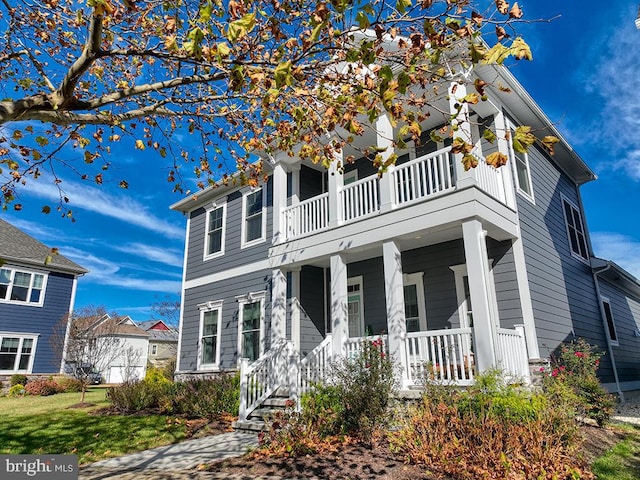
[0,267,46,306]
[204,203,226,259]
[237,292,265,362]
[508,124,534,201]
[0,334,38,373]
[241,188,266,247]
[562,197,589,261]
[198,300,223,369]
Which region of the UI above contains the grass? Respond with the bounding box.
[0,387,188,464]
[592,424,640,480]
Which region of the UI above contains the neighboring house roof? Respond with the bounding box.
[138,320,171,331]
[591,257,640,298]
[136,320,178,342]
[0,218,88,275]
[79,314,150,338]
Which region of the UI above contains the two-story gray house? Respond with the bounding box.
[0,218,88,376]
[171,52,640,421]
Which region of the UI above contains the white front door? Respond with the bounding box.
[347,276,364,337]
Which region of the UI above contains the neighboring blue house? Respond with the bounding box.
[170,37,640,420]
[0,218,88,375]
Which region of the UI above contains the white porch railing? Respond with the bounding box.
[393,147,455,206]
[473,151,506,204]
[238,340,292,422]
[404,328,475,386]
[341,176,380,222]
[495,326,530,382]
[299,335,333,396]
[282,192,329,239]
[344,334,388,359]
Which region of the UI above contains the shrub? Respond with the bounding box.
[542,338,614,426]
[57,377,84,393]
[389,371,588,480]
[24,378,62,396]
[7,384,26,397]
[171,374,240,418]
[161,357,177,381]
[106,380,173,413]
[10,374,28,386]
[145,365,173,387]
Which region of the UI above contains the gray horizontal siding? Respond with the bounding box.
[0,271,75,373]
[299,266,326,356]
[185,177,273,282]
[179,269,272,372]
[597,280,640,383]
[488,238,523,329]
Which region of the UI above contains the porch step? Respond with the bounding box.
[232,419,269,432]
[233,389,293,433]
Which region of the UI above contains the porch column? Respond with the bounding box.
[377,113,396,212]
[271,268,287,345]
[330,254,348,359]
[290,267,302,352]
[272,161,288,244]
[382,241,407,379]
[290,164,301,205]
[511,236,540,358]
[493,109,517,210]
[449,82,478,189]
[462,219,496,371]
[328,148,344,228]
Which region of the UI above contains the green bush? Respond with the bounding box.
[144,365,173,386]
[7,384,26,397]
[542,338,614,426]
[24,378,61,396]
[57,377,84,393]
[106,380,173,413]
[10,374,28,386]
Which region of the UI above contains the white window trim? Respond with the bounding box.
[151,344,158,356]
[236,291,266,361]
[506,121,535,203]
[241,187,267,249]
[0,266,48,307]
[403,272,427,331]
[343,170,358,185]
[601,297,619,346]
[0,332,39,374]
[346,276,365,337]
[450,262,500,329]
[203,200,227,261]
[197,300,224,370]
[561,194,590,265]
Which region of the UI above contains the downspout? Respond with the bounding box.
[592,264,624,403]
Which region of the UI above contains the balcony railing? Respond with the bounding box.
[282,192,329,239]
[341,175,380,222]
[393,147,455,206]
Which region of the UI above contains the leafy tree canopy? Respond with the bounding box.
[0,0,546,215]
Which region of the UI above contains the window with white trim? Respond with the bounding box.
[508,124,534,201]
[241,188,266,247]
[0,267,47,306]
[237,292,265,362]
[0,333,38,373]
[601,297,619,346]
[403,272,427,332]
[198,300,223,369]
[204,202,226,259]
[562,197,589,261]
[151,344,158,356]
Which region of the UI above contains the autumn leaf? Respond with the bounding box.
[511,37,532,61]
[495,26,509,41]
[496,0,509,15]
[451,137,473,154]
[119,180,129,189]
[226,13,256,43]
[461,93,480,105]
[485,151,508,168]
[483,128,497,144]
[462,154,478,171]
[509,2,523,19]
[135,139,145,150]
[512,126,535,153]
[471,11,483,26]
[541,136,560,155]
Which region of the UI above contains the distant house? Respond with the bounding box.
[73,314,149,384]
[0,218,87,376]
[137,320,178,368]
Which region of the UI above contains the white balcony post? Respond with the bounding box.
[272,162,288,244]
[328,148,344,228]
[449,82,478,190]
[493,109,517,210]
[290,164,301,205]
[376,113,396,212]
[330,254,348,360]
[291,267,301,352]
[271,268,287,346]
[462,219,497,372]
[511,236,541,358]
[382,240,407,384]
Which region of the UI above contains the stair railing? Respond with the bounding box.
[298,334,333,396]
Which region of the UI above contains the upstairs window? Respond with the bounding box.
[601,298,619,345]
[242,188,265,247]
[562,197,589,261]
[508,126,534,201]
[0,267,46,306]
[204,203,226,259]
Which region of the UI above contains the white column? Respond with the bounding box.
[328,149,344,228]
[272,162,287,244]
[376,113,396,212]
[449,82,478,190]
[493,109,517,210]
[330,254,348,360]
[382,241,407,381]
[271,268,287,345]
[290,267,301,352]
[290,164,301,205]
[511,236,540,358]
[462,219,496,371]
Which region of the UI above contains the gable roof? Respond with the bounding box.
[591,257,640,299]
[136,319,179,342]
[81,314,149,338]
[0,218,88,275]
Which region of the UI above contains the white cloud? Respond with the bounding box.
[23,177,184,240]
[591,232,640,279]
[113,242,184,266]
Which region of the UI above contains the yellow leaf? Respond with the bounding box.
[485,151,507,168]
[135,139,146,150]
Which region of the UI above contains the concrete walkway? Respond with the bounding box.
[79,431,259,479]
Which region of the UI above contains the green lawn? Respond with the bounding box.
[592,424,640,480]
[0,387,188,464]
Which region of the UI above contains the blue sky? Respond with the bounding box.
[2,1,640,322]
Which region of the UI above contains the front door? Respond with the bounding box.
[347,277,364,337]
